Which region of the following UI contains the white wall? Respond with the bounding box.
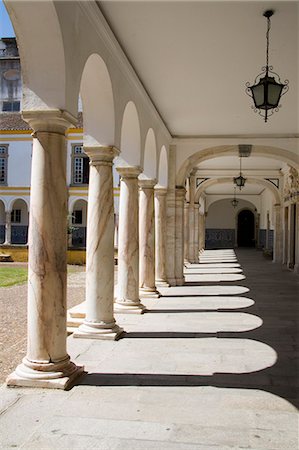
[206,194,260,212]
[206,198,256,229]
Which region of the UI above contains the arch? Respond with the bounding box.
[157,145,168,188]
[177,145,299,186]
[69,196,87,214]
[70,199,88,226]
[8,197,29,212]
[195,177,281,204]
[80,53,115,146]
[118,101,141,167]
[4,1,69,112]
[142,128,157,180]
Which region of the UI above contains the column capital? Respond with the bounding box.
[116,166,142,179]
[83,146,120,164]
[22,109,77,135]
[154,186,168,195]
[139,178,157,189]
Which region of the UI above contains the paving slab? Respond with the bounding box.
[0,248,298,449]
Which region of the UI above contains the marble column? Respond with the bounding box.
[184,202,189,262]
[198,213,205,254]
[115,166,145,313]
[273,204,283,263]
[74,147,123,339]
[4,210,11,245]
[188,205,195,262]
[175,186,185,285]
[188,173,196,263]
[166,145,177,286]
[193,202,199,263]
[139,179,160,298]
[6,110,83,389]
[155,187,169,286]
[166,190,177,285]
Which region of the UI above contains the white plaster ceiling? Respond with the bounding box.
[100,1,298,137]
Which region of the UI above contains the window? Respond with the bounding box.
[11,209,21,223]
[71,144,89,185]
[72,210,83,225]
[2,101,20,112]
[0,145,8,184]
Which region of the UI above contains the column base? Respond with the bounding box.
[114,300,146,314]
[166,277,176,286]
[73,321,124,340]
[155,280,170,288]
[139,287,161,298]
[6,357,84,390]
[176,277,185,286]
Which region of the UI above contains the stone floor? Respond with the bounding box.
[0,249,298,449]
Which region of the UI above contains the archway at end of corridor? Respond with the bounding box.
[237,209,255,247]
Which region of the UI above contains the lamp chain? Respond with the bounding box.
[266,14,271,70]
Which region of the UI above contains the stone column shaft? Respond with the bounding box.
[7,110,83,389]
[155,187,169,286]
[184,202,189,262]
[166,190,176,286]
[4,211,11,245]
[175,187,185,285]
[139,179,160,297]
[115,166,145,313]
[273,204,283,263]
[198,213,205,253]
[188,205,195,262]
[194,203,199,263]
[74,147,123,339]
[188,173,196,262]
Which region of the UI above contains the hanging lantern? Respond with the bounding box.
[246,10,289,122]
[234,157,246,190]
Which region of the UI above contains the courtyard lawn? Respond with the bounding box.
[0,266,28,287]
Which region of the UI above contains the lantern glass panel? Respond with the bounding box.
[251,83,265,108]
[268,82,283,107]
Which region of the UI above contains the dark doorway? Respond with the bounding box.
[237,209,255,247]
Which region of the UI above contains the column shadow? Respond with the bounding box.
[72,249,299,410]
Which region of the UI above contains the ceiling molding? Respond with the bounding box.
[173,134,299,143]
[195,169,282,177]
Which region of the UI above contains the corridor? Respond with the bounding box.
[0,249,298,449]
